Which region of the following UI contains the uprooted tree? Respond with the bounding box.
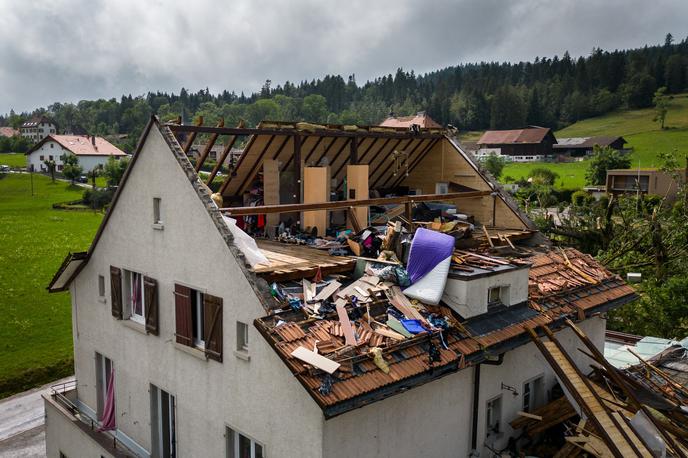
[525,152,688,338]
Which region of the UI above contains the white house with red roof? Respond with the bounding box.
[25,135,128,173]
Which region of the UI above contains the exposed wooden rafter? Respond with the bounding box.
[194,118,225,172]
[206,120,244,186]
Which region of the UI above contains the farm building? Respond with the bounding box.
[476,127,557,162]
[43,117,684,458]
[554,136,627,160]
[0,126,19,138]
[606,167,686,200]
[25,135,127,172]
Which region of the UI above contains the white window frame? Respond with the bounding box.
[153,197,162,224]
[486,395,502,436]
[151,384,176,458]
[522,375,544,413]
[237,321,249,352]
[191,289,205,349]
[124,269,146,324]
[98,275,105,297]
[226,426,265,458]
[435,182,449,195]
[95,352,113,418]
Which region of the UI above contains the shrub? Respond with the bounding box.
[571,190,594,207]
[83,188,115,209]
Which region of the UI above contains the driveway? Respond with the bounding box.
[0,376,74,457]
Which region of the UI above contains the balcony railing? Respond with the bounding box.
[49,380,140,457]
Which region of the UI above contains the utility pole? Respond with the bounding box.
[30,165,34,197]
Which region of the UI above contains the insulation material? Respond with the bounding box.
[405,228,455,283]
[222,216,270,267]
[403,256,452,305]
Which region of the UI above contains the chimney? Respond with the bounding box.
[91,135,98,151]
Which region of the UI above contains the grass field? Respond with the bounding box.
[0,152,27,168]
[497,93,688,188]
[0,173,102,396]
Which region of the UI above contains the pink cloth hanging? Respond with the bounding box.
[98,367,116,431]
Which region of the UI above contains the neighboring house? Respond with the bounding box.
[0,126,19,138]
[554,136,627,161]
[188,143,242,166]
[44,117,638,458]
[379,111,442,129]
[20,116,57,142]
[476,127,557,162]
[25,135,127,172]
[606,168,685,200]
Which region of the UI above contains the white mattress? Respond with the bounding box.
[402,256,452,305]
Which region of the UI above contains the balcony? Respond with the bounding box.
[47,380,142,457]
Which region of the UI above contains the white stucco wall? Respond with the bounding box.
[26,140,121,172]
[63,124,324,457]
[442,267,530,319]
[322,315,607,458]
[44,398,116,458]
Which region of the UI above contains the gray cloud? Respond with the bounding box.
[0,0,686,113]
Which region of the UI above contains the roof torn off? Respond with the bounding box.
[243,205,637,417]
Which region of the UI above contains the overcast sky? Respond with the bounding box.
[1,0,686,114]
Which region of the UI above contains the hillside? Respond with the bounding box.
[500,93,688,189]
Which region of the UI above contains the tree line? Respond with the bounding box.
[1,33,687,152]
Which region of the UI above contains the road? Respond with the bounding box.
[0,376,74,457]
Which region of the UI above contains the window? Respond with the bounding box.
[191,289,205,348]
[95,353,113,418]
[123,269,146,324]
[435,182,449,195]
[486,395,502,436]
[151,385,176,458]
[174,284,223,361]
[522,376,544,413]
[50,143,54,148]
[237,322,249,352]
[226,427,264,458]
[488,286,509,307]
[49,155,53,160]
[153,197,162,224]
[98,275,105,297]
[40,155,44,161]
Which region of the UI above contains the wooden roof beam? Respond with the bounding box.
[181,116,204,154]
[220,190,492,216]
[223,134,276,195]
[391,138,440,188]
[194,119,225,172]
[207,120,244,186]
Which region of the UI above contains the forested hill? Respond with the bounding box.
[2,34,688,152]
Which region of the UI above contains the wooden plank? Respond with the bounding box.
[222,190,492,215]
[195,119,225,172]
[313,281,341,301]
[346,164,369,229]
[336,303,357,346]
[302,166,330,236]
[291,346,341,374]
[262,159,280,237]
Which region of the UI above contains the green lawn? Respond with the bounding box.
[502,93,688,188]
[0,173,102,396]
[0,152,27,168]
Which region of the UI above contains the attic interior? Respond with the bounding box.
[167,119,688,457]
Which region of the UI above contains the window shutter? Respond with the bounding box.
[203,294,223,362]
[144,276,159,335]
[110,266,122,319]
[174,284,193,346]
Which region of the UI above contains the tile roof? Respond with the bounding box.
[0,127,18,137]
[36,135,127,156]
[478,127,552,145]
[255,246,637,417]
[380,113,442,129]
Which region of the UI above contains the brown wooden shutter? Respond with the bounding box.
[174,284,193,346]
[203,294,223,362]
[110,266,122,319]
[144,276,159,335]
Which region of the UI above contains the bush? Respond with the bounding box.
[571,190,594,207]
[83,188,115,209]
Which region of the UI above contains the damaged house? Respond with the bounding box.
[44,117,677,458]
